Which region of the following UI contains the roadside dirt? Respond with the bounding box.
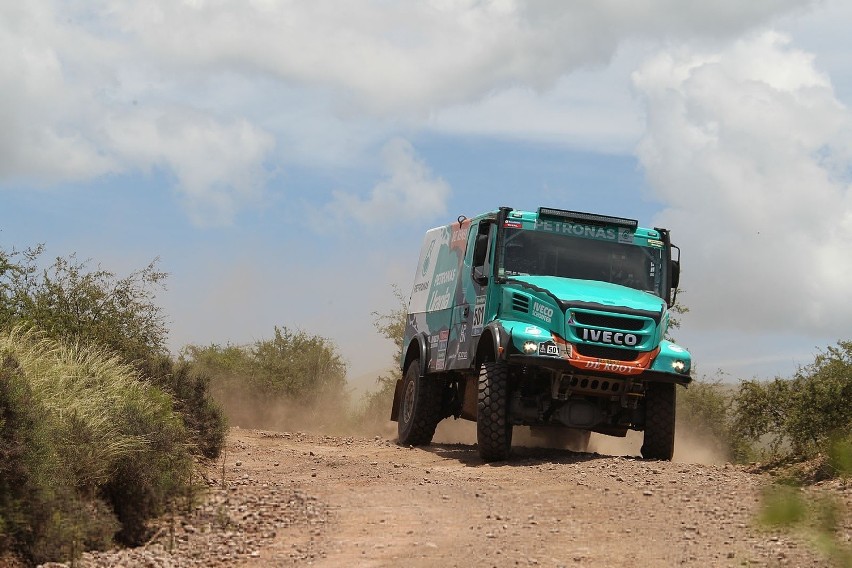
[68,423,849,568]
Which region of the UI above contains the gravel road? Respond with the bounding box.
[54,425,850,567]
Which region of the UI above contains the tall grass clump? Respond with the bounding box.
[0,327,193,564]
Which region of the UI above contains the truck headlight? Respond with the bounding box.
[672,360,686,373]
[523,341,537,354]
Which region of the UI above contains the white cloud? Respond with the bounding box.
[102,0,813,114]
[634,31,852,336]
[327,138,450,225]
[103,107,275,225]
[0,0,818,224]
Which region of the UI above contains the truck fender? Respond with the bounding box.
[390,333,430,422]
[476,322,511,365]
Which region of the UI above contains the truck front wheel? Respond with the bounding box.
[641,382,676,460]
[397,359,443,446]
[477,361,513,462]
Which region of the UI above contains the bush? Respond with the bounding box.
[0,246,168,365]
[0,327,195,563]
[182,326,349,432]
[140,355,227,459]
[0,244,227,460]
[732,341,852,460]
[677,376,754,462]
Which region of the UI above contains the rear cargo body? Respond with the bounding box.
[391,207,691,461]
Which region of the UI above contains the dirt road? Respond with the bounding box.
[72,424,848,568]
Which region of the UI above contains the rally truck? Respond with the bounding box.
[390,206,691,461]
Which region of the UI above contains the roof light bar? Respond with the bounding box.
[538,207,638,231]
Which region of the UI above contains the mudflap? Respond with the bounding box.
[390,378,403,422]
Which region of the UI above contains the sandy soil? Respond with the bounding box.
[63,422,850,568]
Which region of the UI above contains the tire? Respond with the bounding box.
[641,382,676,460]
[397,359,443,446]
[477,361,513,462]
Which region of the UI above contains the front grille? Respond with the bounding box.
[573,312,645,331]
[512,293,530,313]
[575,344,639,361]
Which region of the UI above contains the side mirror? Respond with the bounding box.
[473,266,488,286]
[670,260,680,289]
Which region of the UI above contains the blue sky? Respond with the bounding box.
[2,1,851,388]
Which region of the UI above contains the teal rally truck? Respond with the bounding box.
[390,206,691,461]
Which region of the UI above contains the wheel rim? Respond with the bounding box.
[402,378,416,424]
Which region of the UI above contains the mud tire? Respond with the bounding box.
[397,359,443,446]
[641,382,676,460]
[477,361,513,462]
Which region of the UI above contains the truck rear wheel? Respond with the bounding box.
[397,359,443,446]
[641,382,676,460]
[477,361,513,462]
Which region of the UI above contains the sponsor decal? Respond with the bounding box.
[668,344,685,353]
[459,324,467,342]
[524,326,543,336]
[458,351,468,360]
[428,289,452,311]
[471,295,486,336]
[504,220,523,229]
[538,341,560,357]
[647,239,664,248]
[421,239,436,277]
[451,225,470,244]
[583,360,633,373]
[535,220,618,241]
[433,268,457,286]
[581,328,639,346]
[617,228,634,244]
[532,302,554,324]
[436,357,445,371]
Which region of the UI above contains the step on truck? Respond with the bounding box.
[390,206,692,461]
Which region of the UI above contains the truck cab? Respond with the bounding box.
[391,206,691,461]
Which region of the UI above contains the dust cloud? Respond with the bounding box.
[214,382,728,465]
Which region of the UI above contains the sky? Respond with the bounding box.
[2,0,851,389]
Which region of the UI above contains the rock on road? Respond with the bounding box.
[69,426,847,568]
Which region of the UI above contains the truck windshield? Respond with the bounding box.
[501,228,667,298]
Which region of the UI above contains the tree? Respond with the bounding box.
[0,245,168,364]
[353,285,409,430]
[181,326,349,431]
[732,340,852,460]
[666,288,689,342]
[0,245,226,460]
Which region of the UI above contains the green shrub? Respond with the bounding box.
[140,355,227,459]
[732,341,852,461]
[759,441,852,567]
[677,376,755,462]
[0,327,196,562]
[0,246,168,366]
[182,326,349,431]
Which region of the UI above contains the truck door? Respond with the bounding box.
[449,219,494,370]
